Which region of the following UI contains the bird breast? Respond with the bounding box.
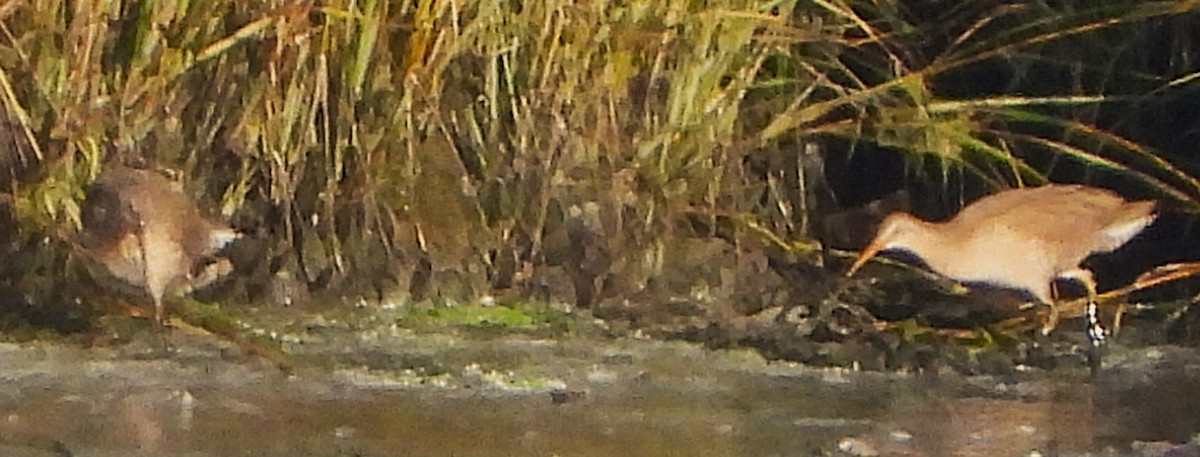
[910,222,1058,293]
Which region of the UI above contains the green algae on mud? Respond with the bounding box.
[396,300,599,338]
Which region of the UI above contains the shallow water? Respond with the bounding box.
[1,322,1198,457]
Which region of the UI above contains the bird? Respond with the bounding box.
[79,165,239,326]
[845,184,1156,348]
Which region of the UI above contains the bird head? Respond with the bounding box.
[845,212,924,277]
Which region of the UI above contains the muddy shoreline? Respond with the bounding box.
[2,303,1198,457]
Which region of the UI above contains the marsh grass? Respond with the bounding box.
[0,0,1195,331]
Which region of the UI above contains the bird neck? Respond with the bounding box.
[893,220,962,275]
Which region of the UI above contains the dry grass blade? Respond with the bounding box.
[0,66,43,163]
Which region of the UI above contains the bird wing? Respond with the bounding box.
[951,185,1118,224]
[952,185,1151,262]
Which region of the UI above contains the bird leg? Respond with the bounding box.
[133,222,160,328]
[1058,268,1104,341]
[1043,281,1061,336]
[1060,268,1105,372]
[1111,302,1127,337]
[137,223,172,330]
[153,297,166,327]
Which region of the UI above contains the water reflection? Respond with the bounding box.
[0,342,1196,456]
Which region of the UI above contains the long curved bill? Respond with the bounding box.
[845,239,885,277]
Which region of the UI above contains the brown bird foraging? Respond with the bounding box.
[846,184,1156,349]
[80,166,239,326]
